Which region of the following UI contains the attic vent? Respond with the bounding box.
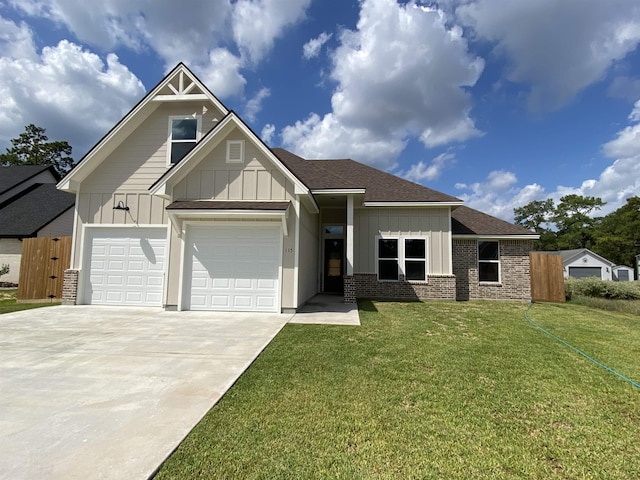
[226,140,244,163]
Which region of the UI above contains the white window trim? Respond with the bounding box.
[167,115,202,166]
[226,140,245,163]
[478,240,501,284]
[375,235,429,282]
[403,237,428,282]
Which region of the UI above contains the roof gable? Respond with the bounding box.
[551,248,615,266]
[149,113,309,199]
[58,63,228,192]
[0,183,75,237]
[0,165,58,195]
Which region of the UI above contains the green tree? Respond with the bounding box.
[593,196,640,268]
[514,199,557,250]
[0,124,74,174]
[553,195,605,249]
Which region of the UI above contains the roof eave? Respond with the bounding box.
[364,201,465,207]
[453,234,540,240]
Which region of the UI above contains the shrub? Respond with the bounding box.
[0,264,9,278]
[565,277,640,300]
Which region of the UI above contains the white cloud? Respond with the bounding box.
[455,172,545,221]
[0,16,38,60]
[8,0,312,99]
[457,0,640,109]
[401,152,455,182]
[282,112,405,163]
[261,123,275,144]
[197,48,246,98]
[458,100,640,220]
[232,0,312,65]
[302,32,332,60]
[0,35,144,157]
[244,87,270,122]
[283,0,483,168]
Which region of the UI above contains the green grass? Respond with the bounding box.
[569,295,640,316]
[155,301,640,479]
[0,289,60,314]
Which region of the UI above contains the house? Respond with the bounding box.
[57,63,538,312]
[0,165,75,284]
[550,249,615,281]
[612,265,634,282]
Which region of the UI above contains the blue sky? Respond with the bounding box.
[1,0,640,220]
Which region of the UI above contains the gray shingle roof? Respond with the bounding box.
[451,205,537,236]
[0,165,57,195]
[273,148,462,203]
[0,183,75,237]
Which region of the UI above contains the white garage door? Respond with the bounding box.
[84,228,166,306]
[184,224,281,312]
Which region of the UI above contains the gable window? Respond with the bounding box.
[226,140,245,163]
[377,236,428,282]
[169,116,200,164]
[478,241,500,282]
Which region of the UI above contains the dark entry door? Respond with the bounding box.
[324,239,344,293]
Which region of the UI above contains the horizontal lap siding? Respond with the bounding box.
[83,103,223,193]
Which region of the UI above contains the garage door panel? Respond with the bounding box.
[185,225,281,312]
[84,228,166,306]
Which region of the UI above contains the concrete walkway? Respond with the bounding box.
[290,294,361,325]
[0,306,292,480]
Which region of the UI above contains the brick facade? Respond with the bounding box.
[62,269,79,305]
[347,273,456,301]
[452,239,533,301]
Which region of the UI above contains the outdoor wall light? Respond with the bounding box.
[113,200,130,211]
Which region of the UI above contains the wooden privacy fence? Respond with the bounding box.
[18,236,72,302]
[529,252,565,303]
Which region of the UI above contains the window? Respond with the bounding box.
[377,237,427,281]
[169,116,200,164]
[404,238,426,281]
[378,238,399,280]
[478,241,500,282]
[226,140,244,163]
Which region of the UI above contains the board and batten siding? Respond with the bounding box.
[173,128,292,201]
[354,207,452,275]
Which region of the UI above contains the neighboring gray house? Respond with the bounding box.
[551,249,615,281]
[0,165,75,284]
[57,63,538,312]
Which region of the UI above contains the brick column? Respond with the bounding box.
[343,275,356,303]
[62,269,79,305]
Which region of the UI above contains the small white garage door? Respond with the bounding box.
[84,228,166,306]
[184,224,281,312]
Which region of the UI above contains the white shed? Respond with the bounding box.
[612,265,634,282]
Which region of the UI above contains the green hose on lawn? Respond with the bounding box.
[525,302,640,390]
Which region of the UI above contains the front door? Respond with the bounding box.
[324,238,344,293]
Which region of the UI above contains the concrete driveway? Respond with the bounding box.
[0,306,292,480]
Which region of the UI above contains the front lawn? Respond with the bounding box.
[156,301,640,479]
[0,289,60,314]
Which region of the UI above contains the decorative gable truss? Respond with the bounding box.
[57,63,228,192]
